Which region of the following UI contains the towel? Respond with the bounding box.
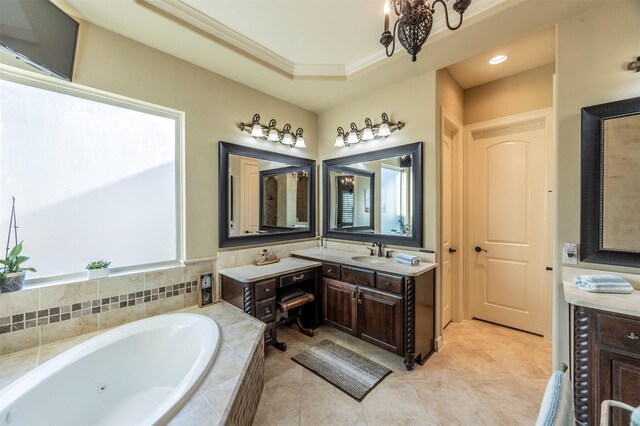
[536,370,574,426]
[633,406,640,426]
[395,253,420,266]
[575,275,634,294]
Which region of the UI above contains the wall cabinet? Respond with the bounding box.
[573,306,640,425]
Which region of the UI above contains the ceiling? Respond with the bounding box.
[57,0,603,112]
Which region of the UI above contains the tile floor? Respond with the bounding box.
[253,319,551,425]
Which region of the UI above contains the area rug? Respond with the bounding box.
[291,339,392,401]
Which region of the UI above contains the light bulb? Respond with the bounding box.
[347,131,360,144]
[295,135,306,148]
[251,123,264,138]
[489,54,508,65]
[384,0,390,14]
[362,127,374,141]
[378,122,391,137]
[267,128,279,141]
[335,135,345,147]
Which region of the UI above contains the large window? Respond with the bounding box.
[0,72,183,282]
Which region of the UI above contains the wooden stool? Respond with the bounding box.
[273,287,315,351]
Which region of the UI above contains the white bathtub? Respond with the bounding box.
[0,313,220,426]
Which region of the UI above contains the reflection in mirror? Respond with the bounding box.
[323,142,422,247]
[219,142,315,248]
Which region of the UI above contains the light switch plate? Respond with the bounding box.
[563,242,578,265]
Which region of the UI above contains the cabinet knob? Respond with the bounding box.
[384,281,391,286]
[627,332,639,340]
[327,268,332,273]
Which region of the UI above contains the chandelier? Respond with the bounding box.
[380,0,471,62]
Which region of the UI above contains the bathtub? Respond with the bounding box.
[0,313,219,426]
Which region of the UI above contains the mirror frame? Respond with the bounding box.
[322,142,423,247]
[581,96,640,267]
[218,141,316,248]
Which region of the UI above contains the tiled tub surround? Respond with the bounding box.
[0,260,215,356]
[0,301,266,426]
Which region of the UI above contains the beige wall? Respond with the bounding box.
[464,63,555,124]
[0,21,318,259]
[318,71,438,250]
[554,1,640,367]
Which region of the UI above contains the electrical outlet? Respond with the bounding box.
[563,242,578,265]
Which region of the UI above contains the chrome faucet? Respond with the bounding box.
[372,241,383,257]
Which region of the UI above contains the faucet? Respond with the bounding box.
[372,241,383,257]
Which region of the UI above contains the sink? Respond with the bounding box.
[350,256,389,264]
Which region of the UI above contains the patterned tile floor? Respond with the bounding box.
[253,319,551,425]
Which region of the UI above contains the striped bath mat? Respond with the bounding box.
[291,339,391,401]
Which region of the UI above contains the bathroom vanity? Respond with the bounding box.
[292,247,436,370]
[564,282,640,425]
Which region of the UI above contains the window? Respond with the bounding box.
[0,72,183,282]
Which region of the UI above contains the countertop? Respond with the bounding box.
[290,247,437,276]
[218,257,322,283]
[563,281,640,317]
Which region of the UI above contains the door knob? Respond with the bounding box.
[474,246,487,253]
[449,248,457,254]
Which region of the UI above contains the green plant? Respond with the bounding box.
[0,241,36,275]
[86,260,111,270]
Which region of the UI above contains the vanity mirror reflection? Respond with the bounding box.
[323,142,423,247]
[219,142,316,248]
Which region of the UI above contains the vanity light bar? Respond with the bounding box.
[238,114,306,148]
[334,113,404,147]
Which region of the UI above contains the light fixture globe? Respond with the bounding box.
[378,122,391,137]
[295,128,306,148]
[362,118,374,141]
[281,124,294,145]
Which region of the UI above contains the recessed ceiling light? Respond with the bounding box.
[489,54,508,65]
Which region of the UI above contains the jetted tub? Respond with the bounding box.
[0,313,219,426]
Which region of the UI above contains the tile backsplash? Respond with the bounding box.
[0,260,215,356]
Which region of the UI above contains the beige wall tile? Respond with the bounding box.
[99,304,144,330]
[0,327,40,356]
[145,267,183,290]
[39,281,98,309]
[183,290,198,308]
[40,315,98,345]
[184,261,215,283]
[144,295,184,317]
[0,347,38,381]
[98,273,144,299]
[0,287,39,317]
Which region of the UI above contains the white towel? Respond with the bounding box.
[395,253,420,266]
[536,370,575,426]
[575,275,634,294]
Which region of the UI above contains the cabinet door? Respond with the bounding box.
[323,278,356,335]
[596,348,640,425]
[357,287,403,355]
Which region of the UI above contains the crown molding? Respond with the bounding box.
[143,0,508,79]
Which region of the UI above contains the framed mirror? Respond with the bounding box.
[219,142,316,248]
[323,142,423,247]
[581,96,640,267]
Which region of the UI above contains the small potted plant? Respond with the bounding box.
[86,260,111,279]
[0,241,36,293]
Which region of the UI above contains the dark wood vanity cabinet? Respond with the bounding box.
[317,261,435,369]
[573,306,640,425]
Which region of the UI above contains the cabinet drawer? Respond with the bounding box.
[597,312,640,353]
[376,273,404,295]
[280,269,315,288]
[264,321,276,346]
[341,266,374,287]
[255,279,276,301]
[322,262,340,280]
[255,297,276,323]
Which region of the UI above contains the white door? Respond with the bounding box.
[468,114,549,335]
[441,128,454,328]
[241,160,259,234]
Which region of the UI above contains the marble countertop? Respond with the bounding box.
[218,257,322,283]
[563,281,640,318]
[291,247,437,276]
[0,301,264,426]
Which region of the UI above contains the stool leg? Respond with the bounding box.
[273,338,287,352]
[296,315,314,337]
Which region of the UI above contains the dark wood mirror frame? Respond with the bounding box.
[322,142,423,247]
[581,96,640,267]
[218,141,316,248]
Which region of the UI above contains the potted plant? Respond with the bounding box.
[86,260,111,279]
[0,241,36,293]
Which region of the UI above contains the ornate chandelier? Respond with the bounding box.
[380,0,471,62]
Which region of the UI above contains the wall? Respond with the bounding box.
[318,71,438,250]
[554,1,640,368]
[464,63,555,124]
[0,21,319,259]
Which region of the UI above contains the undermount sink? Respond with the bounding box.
[350,255,389,264]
